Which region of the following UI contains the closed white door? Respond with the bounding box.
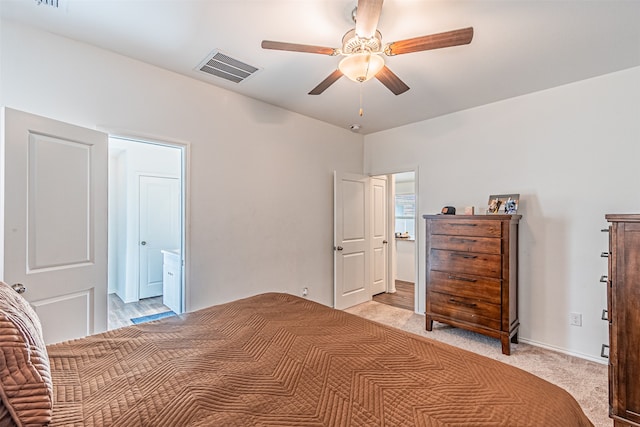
[334,171,371,310]
[371,176,388,295]
[1,108,108,344]
[139,175,180,299]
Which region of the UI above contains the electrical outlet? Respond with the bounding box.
[569,312,582,327]
[302,287,308,297]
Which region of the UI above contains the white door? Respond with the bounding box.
[371,176,388,295]
[139,175,180,299]
[1,108,108,344]
[334,172,371,309]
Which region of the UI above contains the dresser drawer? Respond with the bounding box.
[428,291,501,330]
[430,234,501,254]
[429,270,501,304]
[430,249,502,278]
[430,220,502,238]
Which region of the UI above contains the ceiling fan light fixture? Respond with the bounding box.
[339,52,384,83]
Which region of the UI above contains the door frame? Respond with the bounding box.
[107,133,190,314]
[333,169,419,312]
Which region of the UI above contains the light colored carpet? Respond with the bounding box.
[345,301,609,427]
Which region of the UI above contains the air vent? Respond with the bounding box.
[35,0,59,7]
[197,50,260,84]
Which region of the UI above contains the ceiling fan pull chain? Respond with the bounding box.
[359,83,364,116]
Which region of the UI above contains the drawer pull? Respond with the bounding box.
[601,228,609,233]
[601,309,608,321]
[600,252,609,258]
[452,253,478,259]
[447,275,478,283]
[600,275,608,283]
[448,298,478,308]
[452,223,478,227]
[451,237,478,244]
[601,344,609,359]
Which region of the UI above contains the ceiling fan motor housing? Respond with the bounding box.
[341,29,383,54]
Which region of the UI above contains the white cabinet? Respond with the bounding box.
[161,250,182,314]
[395,239,415,282]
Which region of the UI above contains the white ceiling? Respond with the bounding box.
[2,0,639,134]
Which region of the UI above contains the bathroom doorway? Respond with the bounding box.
[107,136,186,329]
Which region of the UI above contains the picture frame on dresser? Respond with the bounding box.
[487,194,519,214]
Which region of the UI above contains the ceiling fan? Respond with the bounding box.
[261,0,473,96]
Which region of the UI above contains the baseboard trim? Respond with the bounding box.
[395,280,414,287]
[519,337,608,365]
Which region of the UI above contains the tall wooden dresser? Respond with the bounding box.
[423,214,521,355]
[606,214,640,427]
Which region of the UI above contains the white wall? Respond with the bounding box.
[1,20,364,310]
[364,66,640,361]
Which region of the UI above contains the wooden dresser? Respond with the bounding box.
[423,214,521,355]
[606,214,640,427]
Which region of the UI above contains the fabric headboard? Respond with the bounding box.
[0,281,52,426]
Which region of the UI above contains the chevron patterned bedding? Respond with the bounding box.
[46,293,593,426]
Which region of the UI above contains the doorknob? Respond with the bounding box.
[383,240,388,244]
[335,246,344,251]
[141,241,147,246]
[11,283,26,294]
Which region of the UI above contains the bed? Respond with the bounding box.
[1,283,593,426]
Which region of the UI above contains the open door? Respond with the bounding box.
[370,176,388,295]
[1,108,108,344]
[333,171,371,309]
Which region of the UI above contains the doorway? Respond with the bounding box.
[107,136,186,330]
[372,171,417,311]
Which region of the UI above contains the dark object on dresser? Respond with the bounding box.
[423,214,521,355]
[441,206,456,214]
[605,214,640,427]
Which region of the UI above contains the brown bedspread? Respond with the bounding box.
[47,293,593,426]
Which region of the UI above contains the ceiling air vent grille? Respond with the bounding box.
[35,0,59,7]
[197,50,260,84]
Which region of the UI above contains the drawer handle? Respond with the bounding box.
[600,252,609,258]
[451,238,478,244]
[600,275,608,283]
[447,275,477,283]
[601,309,608,321]
[451,223,478,227]
[448,298,477,308]
[452,253,478,259]
[601,344,609,358]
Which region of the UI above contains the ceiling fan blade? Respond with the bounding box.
[385,27,474,56]
[375,66,409,95]
[261,40,337,56]
[308,69,343,95]
[355,0,384,39]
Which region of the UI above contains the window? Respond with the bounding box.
[395,194,415,239]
